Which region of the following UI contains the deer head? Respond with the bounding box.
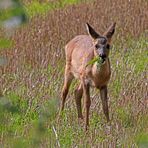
[86,22,116,63]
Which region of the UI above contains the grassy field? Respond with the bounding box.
[0,0,148,147]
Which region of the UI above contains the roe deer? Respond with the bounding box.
[60,22,116,130]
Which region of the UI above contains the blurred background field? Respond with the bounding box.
[0,0,148,147]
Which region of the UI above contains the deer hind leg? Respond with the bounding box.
[82,80,91,131]
[60,67,73,113]
[74,83,83,120]
[100,86,109,122]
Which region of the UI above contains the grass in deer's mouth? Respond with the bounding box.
[86,56,104,68]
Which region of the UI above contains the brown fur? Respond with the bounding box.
[59,23,116,130]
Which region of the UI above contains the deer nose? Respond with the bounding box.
[99,53,106,59]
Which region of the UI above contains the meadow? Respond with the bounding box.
[0,0,148,147]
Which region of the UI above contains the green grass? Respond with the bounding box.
[0,38,13,49]
[25,0,85,17]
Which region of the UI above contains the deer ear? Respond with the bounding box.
[103,22,116,39]
[86,23,101,39]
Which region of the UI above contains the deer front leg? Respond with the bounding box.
[100,85,110,122]
[82,81,91,131]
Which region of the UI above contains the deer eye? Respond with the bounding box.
[106,44,110,49]
[95,44,100,49]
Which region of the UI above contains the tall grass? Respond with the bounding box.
[0,0,148,147]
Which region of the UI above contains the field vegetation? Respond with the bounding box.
[0,0,148,147]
